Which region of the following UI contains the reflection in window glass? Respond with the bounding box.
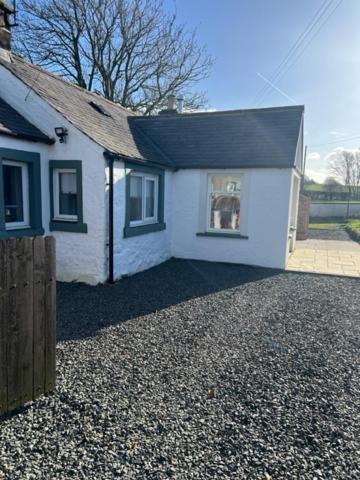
[3,164,24,223]
[59,172,77,216]
[130,175,143,221]
[145,179,155,218]
[209,175,241,231]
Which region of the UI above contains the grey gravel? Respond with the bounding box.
[308,228,352,241]
[0,259,359,479]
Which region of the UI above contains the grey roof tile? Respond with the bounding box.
[0,55,303,169]
[0,96,53,144]
[131,106,304,169]
[0,55,172,167]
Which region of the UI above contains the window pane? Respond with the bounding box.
[59,172,77,216]
[210,193,240,230]
[211,176,241,193]
[145,179,155,218]
[3,164,24,223]
[130,175,142,221]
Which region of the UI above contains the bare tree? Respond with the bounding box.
[13,0,213,113]
[353,151,360,200]
[328,148,360,216]
[324,175,340,200]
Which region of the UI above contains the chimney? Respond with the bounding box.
[177,96,184,113]
[0,0,14,61]
[167,94,176,110]
[159,94,178,115]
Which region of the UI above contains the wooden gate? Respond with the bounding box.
[0,236,56,415]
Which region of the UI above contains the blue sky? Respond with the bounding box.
[165,0,360,182]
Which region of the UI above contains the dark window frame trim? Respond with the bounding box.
[49,160,87,233]
[0,147,44,239]
[196,232,249,239]
[124,161,166,238]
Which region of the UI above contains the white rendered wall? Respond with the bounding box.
[0,66,107,284]
[171,168,293,270]
[109,161,173,279]
[310,202,360,218]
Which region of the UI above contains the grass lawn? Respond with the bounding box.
[311,200,360,204]
[309,217,360,241]
[309,217,347,230]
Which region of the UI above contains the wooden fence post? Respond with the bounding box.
[0,239,7,415]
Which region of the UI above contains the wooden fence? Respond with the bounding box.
[0,236,56,415]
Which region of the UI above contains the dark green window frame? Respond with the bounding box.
[124,162,166,238]
[0,147,44,239]
[49,160,87,233]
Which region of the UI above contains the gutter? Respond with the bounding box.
[0,130,55,145]
[104,150,176,171]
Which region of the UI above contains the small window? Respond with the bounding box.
[89,101,111,117]
[53,169,78,221]
[124,163,165,238]
[129,172,158,225]
[3,160,30,230]
[207,175,241,232]
[49,160,87,233]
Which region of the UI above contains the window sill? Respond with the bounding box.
[196,231,248,239]
[50,220,88,233]
[124,222,166,238]
[0,227,44,239]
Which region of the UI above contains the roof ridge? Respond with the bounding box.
[8,54,139,117]
[132,104,305,120]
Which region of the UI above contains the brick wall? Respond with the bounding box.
[297,194,311,240]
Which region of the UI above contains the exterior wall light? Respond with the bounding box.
[54,127,68,143]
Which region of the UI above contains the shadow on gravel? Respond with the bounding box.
[58,258,281,342]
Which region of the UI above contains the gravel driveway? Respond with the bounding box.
[0,259,359,479]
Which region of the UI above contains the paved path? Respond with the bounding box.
[287,238,360,277]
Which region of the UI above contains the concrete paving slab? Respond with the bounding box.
[287,238,360,277]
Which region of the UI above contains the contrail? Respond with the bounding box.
[255,72,297,104]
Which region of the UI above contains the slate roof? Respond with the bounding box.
[0,54,303,169]
[0,96,53,144]
[131,106,304,169]
[0,55,172,167]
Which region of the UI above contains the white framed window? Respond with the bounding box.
[53,168,78,221]
[3,160,30,230]
[207,174,241,233]
[129,172,158,226]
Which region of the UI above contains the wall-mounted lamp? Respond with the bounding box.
[54,127,68,143]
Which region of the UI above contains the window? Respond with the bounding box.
[207,175,241,232]
[129,173,158,225]
[3,160,30,229]
[89,101,111,117]
[53,169,78,221]
[124,163,165,238]
[0,148,43,239]
[49,160,87,233]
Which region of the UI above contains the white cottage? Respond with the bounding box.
[0,3,304,285]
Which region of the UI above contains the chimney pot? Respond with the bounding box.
[177,96,184,113]
[167,95,177,111]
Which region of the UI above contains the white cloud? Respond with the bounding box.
[324,146,358,164]
[305,168,328,183]
[307,151,321,162]
[305,151,327,183]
